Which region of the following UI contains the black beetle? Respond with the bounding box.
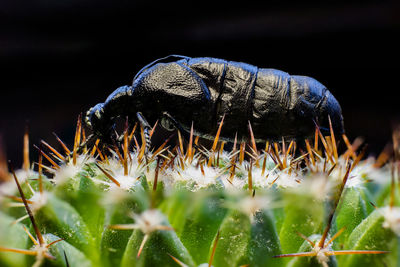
[84,55,344,149]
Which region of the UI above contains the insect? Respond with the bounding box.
[84,55,344,150]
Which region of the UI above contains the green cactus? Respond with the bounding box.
[0,120,399,267]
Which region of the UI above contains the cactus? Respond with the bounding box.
[0,118,399,267]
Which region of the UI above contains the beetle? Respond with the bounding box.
[84,55,344,150]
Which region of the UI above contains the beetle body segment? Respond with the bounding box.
[85,55,344,143]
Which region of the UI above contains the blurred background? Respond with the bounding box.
[1,0,399,166]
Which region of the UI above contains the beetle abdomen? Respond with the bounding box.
[253,69,343,139]
[185,57,343,139]
[182,56,343,140]
[252,68,291,139]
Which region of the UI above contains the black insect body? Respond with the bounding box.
[84,55,344,148]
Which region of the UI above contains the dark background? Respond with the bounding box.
[1,0,399,167]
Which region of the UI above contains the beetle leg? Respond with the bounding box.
[161,112,187,136]
[161,112,208,157]
[136,112,151,154]
[161,112,189,144]
[65,133,96,162]
[81,134,97,151]
[66,123,119,162]
[160,115,176,132]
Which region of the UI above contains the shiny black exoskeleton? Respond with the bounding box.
[85,55,344,145]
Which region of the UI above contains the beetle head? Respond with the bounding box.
[85,103,109,137]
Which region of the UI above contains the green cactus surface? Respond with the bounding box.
[0,121,399,267]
